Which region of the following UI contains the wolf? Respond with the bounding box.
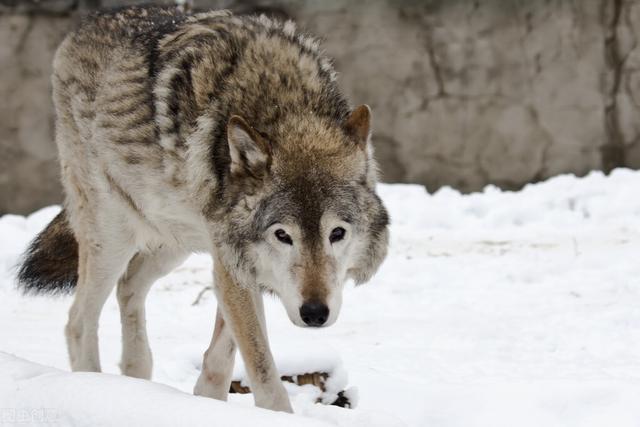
[16,5,389,413]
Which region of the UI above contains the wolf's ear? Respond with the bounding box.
[227,115,271,178]
[343,104,371,149]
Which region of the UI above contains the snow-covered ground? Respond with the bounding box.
[2,169,640,426]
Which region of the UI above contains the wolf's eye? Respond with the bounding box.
[329,227,346,243]
[274,229,293,245]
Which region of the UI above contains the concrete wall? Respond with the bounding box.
[0,0,637,214]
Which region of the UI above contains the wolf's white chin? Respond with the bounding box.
[280,300,305,327]
[282,302,340,328]
[277,286,343,328]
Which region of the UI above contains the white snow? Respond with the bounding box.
[0,352,331,427]
[2,169,640,426]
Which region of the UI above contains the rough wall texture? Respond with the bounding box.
[0,13,73,215]
[0,0,637,213]
[291,1,607,189]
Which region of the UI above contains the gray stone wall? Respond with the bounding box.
[0,13,72,215]
[0,0,637,214]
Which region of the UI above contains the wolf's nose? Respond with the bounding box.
[299,301,329,327]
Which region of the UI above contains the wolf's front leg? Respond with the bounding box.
[207,256,293,413]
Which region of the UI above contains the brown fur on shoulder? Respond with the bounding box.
[17,210,79,295]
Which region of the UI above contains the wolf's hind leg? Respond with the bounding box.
[66,238,136,372]
[194,307,236,400]
[117,248,187,379]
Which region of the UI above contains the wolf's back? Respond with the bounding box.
[17,210,79,294]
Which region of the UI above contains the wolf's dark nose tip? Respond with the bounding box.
[300,301,329,327]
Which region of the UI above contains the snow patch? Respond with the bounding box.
[2,169,640,426]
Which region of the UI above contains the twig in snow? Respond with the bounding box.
[191,285,213,306]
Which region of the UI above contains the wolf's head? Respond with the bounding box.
[214,105,389,327]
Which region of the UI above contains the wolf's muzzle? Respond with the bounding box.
[299,301,329,327]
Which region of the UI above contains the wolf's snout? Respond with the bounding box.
[299,301,329,327]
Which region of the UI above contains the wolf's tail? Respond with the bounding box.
[17,209,79,295]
